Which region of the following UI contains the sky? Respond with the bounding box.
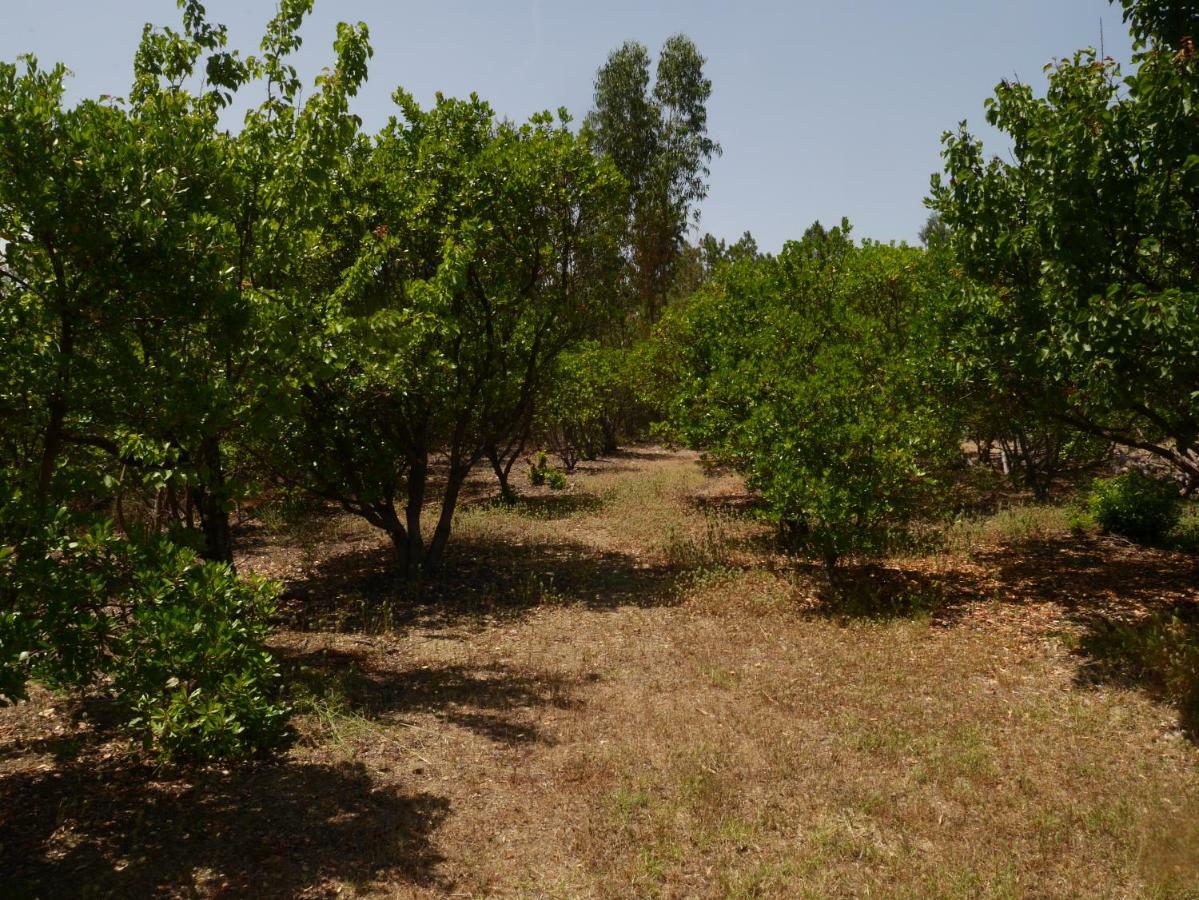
[2,1,1136,251]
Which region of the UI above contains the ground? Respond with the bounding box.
[3,446,1199,898]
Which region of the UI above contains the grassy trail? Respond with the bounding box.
[3,446,1198,897]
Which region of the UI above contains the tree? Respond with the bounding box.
[661,222,955,571]
[585,35,721,325]
[931,0,1199,489]
[0,0,369,759]
[1114,0,1199,47]
[267,95,625,575]
[0,1,370,564]
[917,212,950,250]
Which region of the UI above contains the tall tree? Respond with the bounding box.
[585,35,720,326]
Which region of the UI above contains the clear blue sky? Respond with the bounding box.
[2,1,1135,250]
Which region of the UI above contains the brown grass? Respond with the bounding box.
[3,446,1199,897]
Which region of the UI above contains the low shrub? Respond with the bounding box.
[1,487,290,762]
[113,541,290,762]
[1088,470,1181,544]
[529,451,567,490]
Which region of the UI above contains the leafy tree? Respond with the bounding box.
[0,1,370,564]
[0,0,365,760]
[585,35,721,324]
[662,222,955,571]
[1114,0,1199,47]
[535,340,654,473]
[931,2,1199,489]
[269,96,625,574]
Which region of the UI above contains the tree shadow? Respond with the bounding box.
[688,490,767,518]
[971,535,1199,740]
[796,560,986,624]
[803,533,1199,739]
[282,647,596,746]
[1073,601,1199,739]
[489,491,607,520]
[0,758,448,897]
[608,447,675,462]
[278,532,683,633]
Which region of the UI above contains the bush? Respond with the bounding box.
[529,451,550,486]
[112,541,290,762]
[1,487,290,762]
[659,223,957,570]
[1088,470,1181,544]
[529,451,567,490]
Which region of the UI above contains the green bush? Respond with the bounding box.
[1,486,290,762]
[113,541,291,762]
[529,451,550,486]
[1088,470,1181,544]
[528,451,568,490]
[659,222,956,570]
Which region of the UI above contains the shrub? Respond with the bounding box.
[112,541,291,762]
[528,451,568,491]
[1,486,290,762]
[660,224,957,571]
[529,451,550,486]
[1088,470,1181,544]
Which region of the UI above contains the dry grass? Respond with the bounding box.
[3,446,1199,897]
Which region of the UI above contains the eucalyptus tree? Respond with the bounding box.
[931,0,1199,488]
[272,94,625,574]
[586,35,720,325]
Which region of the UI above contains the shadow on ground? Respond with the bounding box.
[278,532,682,633]
[0,758,448,897]
[282,647,596,746]
[803,533,1199,740]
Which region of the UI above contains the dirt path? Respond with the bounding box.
[3,447,1199,897]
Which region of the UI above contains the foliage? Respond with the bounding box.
[112,541,289,762]
[0,2,370,564]
[536,341,655,471]
[585,35,721,324]
[1088,469,1182,543]
[528,451,551,487]
[0,0,364,760]
[661,222,956,568]
[0,481,288,761]
[1114,0,1199,48]
[266,94,625,573]
[931,13,1199,489]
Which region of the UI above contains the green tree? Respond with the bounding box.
[0,0,367,760]
[931,0,1199,489]
[585,35,721,325]
[268,95,625,574]
[0,1,370,563]
[661,223,955,572]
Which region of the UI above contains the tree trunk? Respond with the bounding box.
[422,466,467,576]
[601,417,619,455]
[36,315,73,506]
[403,455,427,575]
[487,443,517,504]
[193,436,235,567]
